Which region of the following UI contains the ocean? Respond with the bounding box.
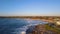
[0,18,48,34]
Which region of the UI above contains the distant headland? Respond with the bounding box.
[0,16,60,23]
[0,16,60,18]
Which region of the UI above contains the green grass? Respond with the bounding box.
[45,24,60,33]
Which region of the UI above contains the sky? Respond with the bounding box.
[0,0,60,16]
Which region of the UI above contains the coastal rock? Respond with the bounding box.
[26,24,58,34]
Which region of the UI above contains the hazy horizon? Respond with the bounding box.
[0,0,60,16]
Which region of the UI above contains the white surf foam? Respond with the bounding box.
[12,19,48,34]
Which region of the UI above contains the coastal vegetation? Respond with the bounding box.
[26,23,60,34]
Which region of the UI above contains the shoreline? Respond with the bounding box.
[0,16,60,23]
